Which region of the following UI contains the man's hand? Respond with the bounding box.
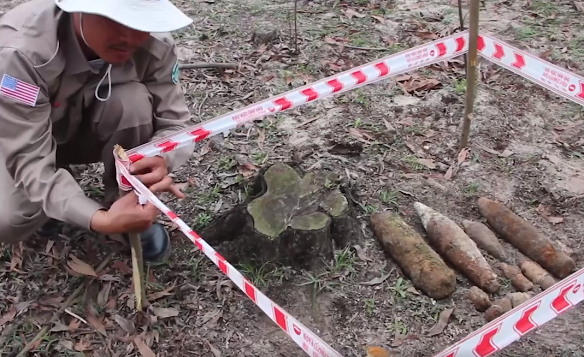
[129,155,184,199]
[90,191,160,234]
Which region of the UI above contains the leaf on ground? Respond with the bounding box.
[50,321,70,332]
[536,204,564,225]
[257,128,265,150]
[74,339,92,351]
[417,158,436,169]
[238,162,259,178]
[349,128,374,143]
[134,336,156,357]
[147,284,176,301]
[444,165,454,180]
[40,296,64,307]
[86,308,107,336]
[10,242,23,272]
[68,318,81,332]
[427,308,454,337]
[359,272,391,286]
[457,147,470,164]
[97,281,112,308]
[352,245,372,262]
[344,8,366,18]
[0,305,17,327]
[59,340,74,350]
[371,15,386,23]
[67,255,97,277]
[150,306,179,319]
[114,314,136,334]
[400,77,441,93]
[112,261,133,274]
[206,340,222,357]
[539,49,552,60]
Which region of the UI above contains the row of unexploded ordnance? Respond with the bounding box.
[369,196,575,322]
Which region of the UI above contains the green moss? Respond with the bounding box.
[290,212,330,231]
[320,190,349,217]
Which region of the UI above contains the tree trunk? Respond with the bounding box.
[200,163,362,270]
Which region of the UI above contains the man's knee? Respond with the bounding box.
[93,82,154,141]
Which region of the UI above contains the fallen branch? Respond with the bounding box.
[16,253,114,357]
[178,62,238,70]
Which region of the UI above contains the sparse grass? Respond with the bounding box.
[252,151,268,165]
[329,247,357,278]
[199,185,221,205]
[193,212,212,229]
[453,78,466,94]
[515,26,537,40]
[239,262,288,287]
[217,156,236,171]
[401,156,429,171]
[188,256,207,280]
[364,297,375,315]
[464,182,480,196]
[380,190,399,208]
[389,277,409,299]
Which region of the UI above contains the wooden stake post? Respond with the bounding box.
[114,145,148,311]
[459,0,480,150]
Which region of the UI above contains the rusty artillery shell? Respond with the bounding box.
[466,286,492,312]
[462,220,508,262]
[519,260,557,290]
[370,212,457,300]
[477,197,575,278]
[499,263,534,292]
[414,202,500,293]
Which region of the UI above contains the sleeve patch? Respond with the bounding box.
[0,74,40,106]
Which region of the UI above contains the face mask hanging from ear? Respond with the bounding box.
[79,13,112,102]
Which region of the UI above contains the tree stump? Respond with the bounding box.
[200,163,362,270]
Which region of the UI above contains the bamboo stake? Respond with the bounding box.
[459,0,480,150]
[113,145,147,311]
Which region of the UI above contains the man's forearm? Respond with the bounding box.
[0,48,105,230]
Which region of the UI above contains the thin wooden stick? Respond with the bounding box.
[293,0,299,54]
[113,145,147,312]
[458,0,468,76]
[459,0,480,150]
[178,62,238,70]
[15,253,113,357]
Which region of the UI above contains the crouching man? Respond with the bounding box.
[0,0,195,264]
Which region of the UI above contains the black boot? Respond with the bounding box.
[37,220,171,265]
[36,219,63,239]
[124,222,171,265]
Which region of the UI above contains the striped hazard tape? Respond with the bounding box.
[114,30,583,357]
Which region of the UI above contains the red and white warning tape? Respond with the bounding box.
[114,30,584,357]
[478,32,584,107]
[120,31,470,170]
[433,268,584,357]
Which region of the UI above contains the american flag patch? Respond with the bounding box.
[0,74,40,107]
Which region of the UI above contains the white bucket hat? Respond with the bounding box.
[54,0,193,33]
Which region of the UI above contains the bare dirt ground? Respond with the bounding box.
[1,0,584,356]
